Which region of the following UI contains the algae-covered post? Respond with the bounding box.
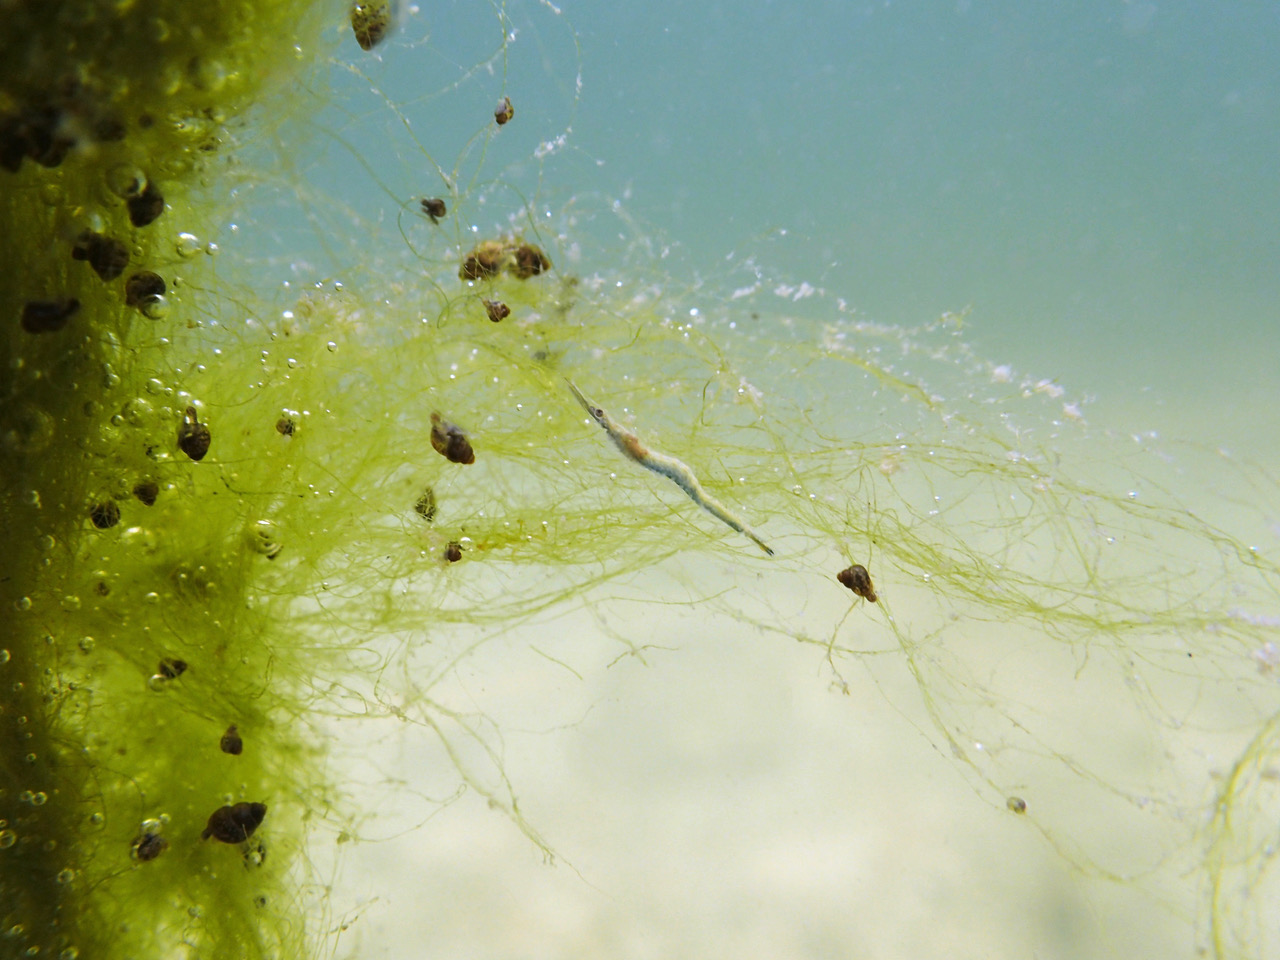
[0,2,332,957]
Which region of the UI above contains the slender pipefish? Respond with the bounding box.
[566,379,774,556]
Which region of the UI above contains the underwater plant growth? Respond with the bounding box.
[4,1,1280,958]
[0,1,340,956]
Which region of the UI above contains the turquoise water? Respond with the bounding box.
[563,0,1279,441]
[292,0,1278,448]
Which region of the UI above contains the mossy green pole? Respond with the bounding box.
[2,3,331,957]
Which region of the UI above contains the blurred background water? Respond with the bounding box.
[562,0,1279,450]
[289,0,1279,451]
[269,2,1280,956]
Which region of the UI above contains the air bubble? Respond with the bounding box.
[14,597,31,612]
[56,868,75,884]
[175,232,202,258]
[78,636,95,653]
[0,830,15,849]
[247,520,283,559]
[144,378,165,396]
[119,526,159,552]
[326,341,337,352]
[31,792,47,805]
[0,650,9,664]
[140,295,169,320]
[105,165,147,199]
[122,397,153,425]
[59,948,80,960]
[147,674,170,692]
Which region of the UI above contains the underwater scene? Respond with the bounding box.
[1,1,1278,958]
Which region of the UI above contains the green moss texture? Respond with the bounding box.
[1,2,332,957]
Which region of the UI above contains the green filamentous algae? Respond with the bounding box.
[1,3,330,956]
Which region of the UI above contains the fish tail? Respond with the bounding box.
[695,489,774,556]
